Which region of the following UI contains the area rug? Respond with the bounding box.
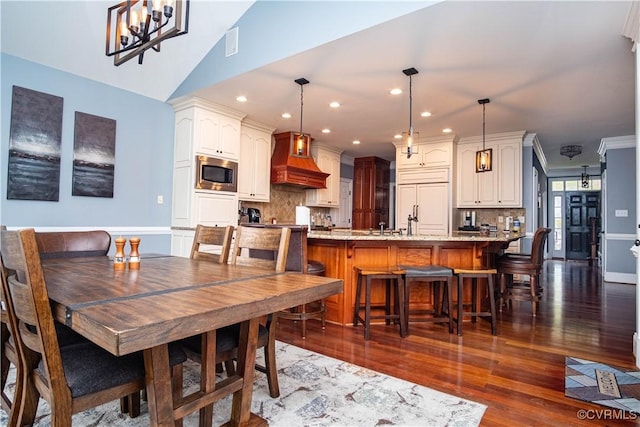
[1,342,486,426]
[565,356,640,414]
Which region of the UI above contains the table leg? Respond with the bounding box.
[199,330,217,427]
[227,318,266,427]
[144,344,174,427]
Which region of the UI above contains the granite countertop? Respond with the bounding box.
[307,229,521,242]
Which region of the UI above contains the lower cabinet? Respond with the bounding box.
[397,183,449,235]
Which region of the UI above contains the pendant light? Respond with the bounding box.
[294,77,310,156]
[475,98,492,173]
[402,67,419,158]
[581,165,590,188]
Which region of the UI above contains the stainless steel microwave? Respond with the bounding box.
[195,155,238,192]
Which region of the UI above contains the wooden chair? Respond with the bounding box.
[190,224,233,264]
[0,228,186,426]
[496,227,552,316]
[181,225,291,399]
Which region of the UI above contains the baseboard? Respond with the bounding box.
[603,271,636,284]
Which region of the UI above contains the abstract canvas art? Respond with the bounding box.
[72,112,116,198]
[7,86,63,201]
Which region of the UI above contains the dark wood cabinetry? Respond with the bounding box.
[352,156,390,230]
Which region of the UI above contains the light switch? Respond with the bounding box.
[157,195,164,205]
[615,209,628,217]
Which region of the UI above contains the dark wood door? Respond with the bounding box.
[565,191,600,260]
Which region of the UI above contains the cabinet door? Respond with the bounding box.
[422,142,451,168]
[396,145,423,169]
[476,167,497,206]
[218,114,240,160]
[238,128,270,202]
[194,192,238,227]
[416,183,449,235]
[397,184,417,232]
[456,144,480,207]
[307,148,340,207]
[496,142,521,206]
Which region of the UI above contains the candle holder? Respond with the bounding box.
[128,237,141,269]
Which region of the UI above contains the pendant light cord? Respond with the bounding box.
[482,102,486,149]
[299,84,304,135]
[409,74,413,133]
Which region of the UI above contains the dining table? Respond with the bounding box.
[41,254,343,427]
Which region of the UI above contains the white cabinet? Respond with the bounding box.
[171,98,245,161]
[397,183,449,235]
[306,144,342,207]
[239,121,274,202]
[456,132,523,208]
[395,139,453,170]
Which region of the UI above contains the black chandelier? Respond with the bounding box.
[581,165,590,188]
[106,0,190,66]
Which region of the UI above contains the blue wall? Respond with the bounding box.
[1,54,175,253]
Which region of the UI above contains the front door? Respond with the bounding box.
[565,191,600,260]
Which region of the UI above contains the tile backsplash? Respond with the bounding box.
[456,208,526,232]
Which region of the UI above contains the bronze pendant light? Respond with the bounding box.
[475,98,492,173]
[402,67,419,158]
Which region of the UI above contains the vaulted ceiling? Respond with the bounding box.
[2,1,635,172]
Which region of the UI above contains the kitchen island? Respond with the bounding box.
[307,230,521,325]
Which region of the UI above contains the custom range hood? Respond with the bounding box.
[270,131,329,189]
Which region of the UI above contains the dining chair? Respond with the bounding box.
[190,224,234,264]
[496,227,552,316]
[0,228,187,426]
[181,225,291,399]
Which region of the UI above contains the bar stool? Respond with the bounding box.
[453,268,498,336]
[278,260,326,338]
[353,266,407,340]
[399,265,454,334]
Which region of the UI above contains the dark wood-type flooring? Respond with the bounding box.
[276,260,639,426]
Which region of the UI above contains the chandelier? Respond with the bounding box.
[560,144,582,160]
[581,165,590,188]
[402,67,419,158]
[475,98,492,173]
[106,0,190,66]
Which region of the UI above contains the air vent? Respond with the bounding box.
[225,27,239,57]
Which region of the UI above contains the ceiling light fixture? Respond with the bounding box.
[560,144,582,160]
[581,165,590,188]
[402,67,419,158]
[105,0,190,66]
[294,77,310,156]
[475,98,492,173]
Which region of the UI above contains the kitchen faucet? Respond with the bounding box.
[379,222,386,235]
[407,211,418,236]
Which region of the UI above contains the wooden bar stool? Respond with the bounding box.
[399,265,454,334]
[453,268,498,336]
[353,266,407,340]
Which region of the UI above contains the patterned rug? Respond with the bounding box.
[1,342,486,426]
[565,356,640,413]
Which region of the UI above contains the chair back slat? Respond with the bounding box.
[231,226,291,272]
[1,229,66,392]
[190,225,234,264]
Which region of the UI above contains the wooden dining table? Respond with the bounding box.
[41,255,343,427]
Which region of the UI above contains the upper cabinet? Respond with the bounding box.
[456,131,524,208]
[171,97,245,161]
[306,144,343,207]
[395,138,453,171]
[239,120,274,202]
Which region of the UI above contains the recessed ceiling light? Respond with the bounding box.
[390,88,402,95]
[236,95,247,102]
[329,101,340,108]
[421,111,432,117]
[352,140,361,145]
[281,112,291,119]
[442,128,452,133]
[394,134,402,139]
[322,128,331,133]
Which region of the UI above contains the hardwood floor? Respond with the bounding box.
[275,260,639,426]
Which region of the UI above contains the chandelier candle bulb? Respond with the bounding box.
[128,237,141,269]
[114,237,126,270]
